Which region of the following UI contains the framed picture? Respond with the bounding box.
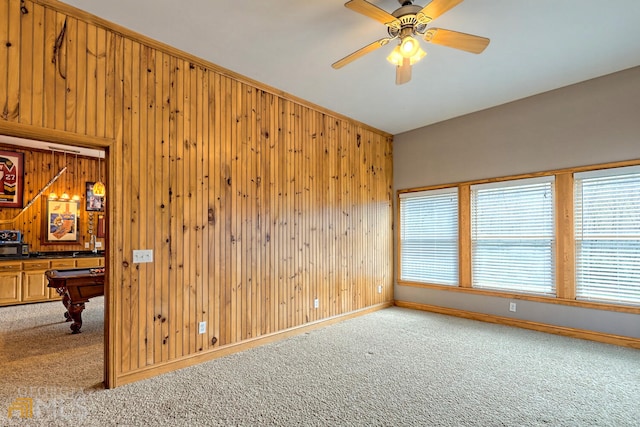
[43,199,80,244]
[85,182,104,211]
[0,150,24,208]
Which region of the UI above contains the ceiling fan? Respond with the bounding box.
[332,0,490,85]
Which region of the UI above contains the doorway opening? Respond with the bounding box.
[0,133,109,390]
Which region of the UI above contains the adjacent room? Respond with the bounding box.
[1,0,639,425]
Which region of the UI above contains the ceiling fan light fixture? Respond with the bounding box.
[336,0,488,84]
[409,46,426,64]
[387,45,426,66]
[400,36,420,58]
[386,46,404,66]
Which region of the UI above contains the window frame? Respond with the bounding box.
[396,159,640,314]
[470,176,556,296]
[574,165,640,306]
[398,187,459,286]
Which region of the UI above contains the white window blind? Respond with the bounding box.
[399,188,458,285]
[574,166,640,305]
[471,176,555,295]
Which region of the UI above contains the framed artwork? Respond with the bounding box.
[0,150,24,208]
[43,199,80,244]
[85,182,104,211]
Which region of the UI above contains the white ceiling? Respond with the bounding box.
[60,0,640,135]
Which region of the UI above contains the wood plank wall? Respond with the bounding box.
[0,0,393,386]
[0,144,106,252]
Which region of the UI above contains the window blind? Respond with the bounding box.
[574,166,640,305]
[399,188,458,285]
[471,176,555,295]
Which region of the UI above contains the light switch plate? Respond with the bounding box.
[133,249,153,263]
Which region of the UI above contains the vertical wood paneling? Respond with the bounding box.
[19,1,34,125]
[222,75,232,347]
[195,64,204,352]
[209,72,220,347]
[104,31,116,140]
[113,31,126,381]
[95,27,106,137]
[64,16,76,132]
[119,36,132,373]
[167,55,179,360]
[158,51,170,361]
[6,0,20,121]
[53,12,65,130]
[85,23,96,135]
[75,20,87,135]
[265,92,274,334]
[187,59,197,354]
[3,0,393,387]
[230,79,239,341]
[42,6,55,128]
[145,45,156,367]
[282,98,292,330]
[0,0,9,120]
[174,56,185,357]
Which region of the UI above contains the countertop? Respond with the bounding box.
[1,251,105,261]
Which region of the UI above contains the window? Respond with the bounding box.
[471,177,555,295]
[574,166,640,305]
[399,188,458,285]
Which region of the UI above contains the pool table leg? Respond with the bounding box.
[53,287,73,322]
[68,302,86,334]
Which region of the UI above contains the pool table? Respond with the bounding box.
[45,267,105,334]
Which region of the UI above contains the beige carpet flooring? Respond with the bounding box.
[2,297,640,426]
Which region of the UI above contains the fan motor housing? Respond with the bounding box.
[388,5,427,38]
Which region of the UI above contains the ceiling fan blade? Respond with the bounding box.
[396,57,412,85]
[345,0,401,29]
[417,0,464,24]
[424,28,490,54]
[332,38,391,69]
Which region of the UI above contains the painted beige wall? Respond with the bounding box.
[393,66,640,338]
[394,66,640,189]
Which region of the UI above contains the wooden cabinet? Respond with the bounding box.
[0,257,104,306]
[75,257,103,268]
[0,262,22,305]
[21,261,50,302]
[50,259,77,269]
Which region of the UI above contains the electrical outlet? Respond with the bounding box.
[199,321,206,334]
[95,241,103,248]
[377,285,382,294]
[133,249,153,263]
[85,242,90,249]
[509,302,517,312]
[314,298,319,309]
